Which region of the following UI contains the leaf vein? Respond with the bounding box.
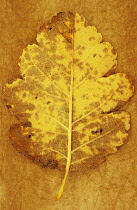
[43,148,67,159]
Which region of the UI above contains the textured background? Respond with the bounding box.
[0,0,137,209]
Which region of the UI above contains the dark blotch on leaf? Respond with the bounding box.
[6,104,12,109]
[47,159,58,169]
[23,121,32,127]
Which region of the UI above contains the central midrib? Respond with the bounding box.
[56,24,74,199]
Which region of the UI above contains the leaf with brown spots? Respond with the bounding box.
[3,12,134,199]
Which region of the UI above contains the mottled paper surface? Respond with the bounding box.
[0,0,137,209]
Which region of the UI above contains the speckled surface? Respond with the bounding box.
[0,0,137,209]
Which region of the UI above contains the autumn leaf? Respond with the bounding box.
[3,12,134,199]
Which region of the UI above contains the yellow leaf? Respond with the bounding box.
[3,12,134,199]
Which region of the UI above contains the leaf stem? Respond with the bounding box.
[56,160,70,199]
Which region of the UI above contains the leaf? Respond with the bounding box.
[3,12,134,199]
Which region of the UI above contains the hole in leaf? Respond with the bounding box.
[28,133,35,138]
[6,105,12,109]
[91,128,103,134]
[49,27,52,30]
[100,128,103,133]
[35,96,38,99]
[91,130,98,134]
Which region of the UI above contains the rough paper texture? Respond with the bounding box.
[0,0,137,209]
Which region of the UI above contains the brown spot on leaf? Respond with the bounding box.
[103,48,108,52]
[93,54,97,58]
[94,70,98,75]
[73,58,79,63]
[46,159,58,169]
[24,53,31,61]
[81,46,85,50]
[76,19,79,23]
[78,51,82,55]
[80,118,87,123]
[23,121,32,127]
[80,133,86,139]
[47,101,51,104]
[111,49,116,55]
[76,45,81,50]
[51,74,60,80]
[89,37,95,41]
